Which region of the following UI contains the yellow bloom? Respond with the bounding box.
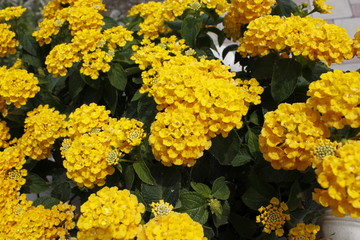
[150,200,174,217]
[77,187,145,240]
[256,197,290,237]
[0,121,10,148]
[138,211,207,240]
[354,28,360,58]
[0,6,26,21]
[259,102,330,171]
[288,223,320,240]
[313,140,360,218]
[313,0,332,14]
[0,23,19,57]
[307,70,360,129]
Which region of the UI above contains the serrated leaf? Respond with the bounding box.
[213,200,230,227]
[23,173,49,194]
[108,63,127,91]
[191,182,212,198]
[271,59,302,103]
[133,160,155,185]
[51,182,71,202]
[33,196,60,209]
[181,16,202,48]
[179,192,209,224]
[211,177,230,200]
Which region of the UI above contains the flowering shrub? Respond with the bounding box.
[0,0,359,239]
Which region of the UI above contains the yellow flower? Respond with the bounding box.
[77,187,145,240]
[80,48,112,79]
[0,23,19,57]
[313,140,360,218]
[150,200,174,217]
[17,105,66,160]
[259,102,330,171]
[288,223,320,240]
[354,28,360,58]
[138,211,207,240]
[0,6,26,21]
[0,121,10,148]
[103,25,134,50]
[307,70,360,129]
[256,197,290,237]
[313,0,332,14]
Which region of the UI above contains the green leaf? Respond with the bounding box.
[213,200,230,227]
[211,176,230,200]
[231,145,253,167]
[23,173,49,194]
[125,66,141,76]
[203,226,215,239]
[51,182,71,202]
[181,16,202,48]
[104,80,118,114]
[251,54,278,80]
[179,192,209,224]
[191,182,212,198]
[271,59,302,103]
[273,0,298,17]
[241,187,271,211]
[102,15,118,30]
[286,181,302,211]
[33,196,60,209]
[108,63,127,91]
[22,53,42,68]
[229,214,258,239]
[133,160,155,185]
[222,44,238,59]
[246,127,261,157]
[206,27,226,46]
[208,129,241,166]
[165,20,183,31]
[124,164,135,189]
[141,166,181,207]
[68,71,86,98]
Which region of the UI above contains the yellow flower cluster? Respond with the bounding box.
[0,195,76,240]
[354,28,360,58]
[223,0,276,40]
[143,54,263,167]
[313,0,332,14]
[256,197,290,237]
[307,70,360,129]
[129,0,229,39]
[259,103,330,171]
[62,103,145,188]
[45,26,133,79]
[313,140,360,218]
[17,105,67,160]
[151,200,174,217]
[0,6,26,21]
[138,211,207,240]
[77,187,145,240]
[288,223,320,240]
[0,23,19,57]
[33,0,106,45]
[0,120,10,148]
[238,15,354,65]
[0,66,40,108]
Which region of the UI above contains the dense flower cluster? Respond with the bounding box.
[0,195,76,240]
[238,15,354,65]
[63,103,145,187]
[77,187,145,240]
[0,66,40,108]
[313,0,332,14]
[288,223,320,240]
[307,70,360,129]
[259,102,330,171]
[140,51,263,166]
[17,105,67,160]
[138,211,207,240]
[129,0,230,39]
[256,197,290,237]
[313,140,360,218]
[151,200,174,217]
[355,28,360,58]
[0,120,10,148]
[224,0,276,40]
[0,6,26,21]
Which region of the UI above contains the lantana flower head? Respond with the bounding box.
[288,223,320,240]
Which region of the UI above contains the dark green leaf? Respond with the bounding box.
[68,71,86,98]
[206,27,226,46]
[124,164,135,189]
[222,44,238,60]
[22,53,42,68]
[81,74,102,89]
[230,214,258,239]
[125,66,141,76]
[203,226,215,239]
[102,15,118,30]
[17,30,39,56]
[51,182,71,202]
[246,127,261,157]
[211,176,230,200]
[104,80,118,114]
[251,54,278,80]
[273,0,298,17]
[191,182,212,198]
[241,187,271,211]
[271,59,302,103]
[133,160,155,185]
[179,192,209,224]
[116,163,123,173]
[231,145,253,167]
[23,173,49,194]
[208,129,241,166]
[33,196,60,209]
[165,20,183,31]
[213,200,230,227]
[108,63,127,91]
[181,16,202,48]
[286,181,302,211]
